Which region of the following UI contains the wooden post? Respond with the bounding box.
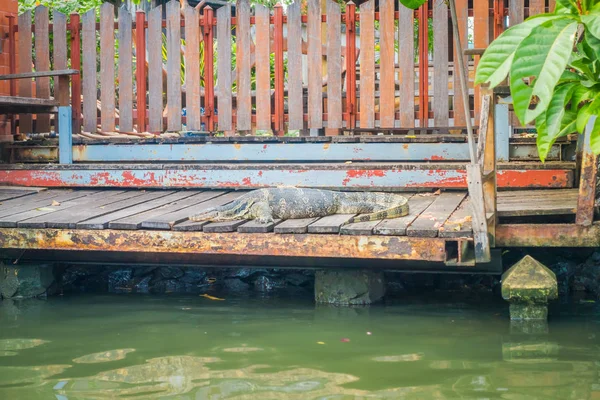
[273,4,285,135]
[418,1,428,128]
[576,116,598,227]
[7,15,16,136]
[135,11,147,133]
[345,1,356,130]
[70,13,81,134]
[494,0,505,38]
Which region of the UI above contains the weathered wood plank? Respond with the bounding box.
[509,0,524,25]
[34,6,51,133]
[0,96,58,107]
[433,0,449,126]
[204,219,248,233]
[529,0,544,15]
[238,219,282,233]
[308,214,355,234]
[0,190,100,219]
[275,217,321,234]
[77,191,194,229]
[255,5,271,131]
[0,189,39,202]
[172,192,244,231]
[473,0,489,122]
[236,0,252,131]
[287,0,303,131]
[398,4,414,128]
[339,218,380,235]
[184,2,201,131]
[453,0,468,127]
[307,0,322,129]
[148,6,163,132]
[109,191,222,229]
[549,0,556,12]
[216,4,232,131]
[439,197,473,238]
[17,11,33,133]
[100,3,116,132]
[0,70,78,80]
[407,192,466,237]
[166,0,182,132]
[359,0,375,129]
[326,0,342,130]
[373,194,436,236]
[118,6,134,132]
[379,0,395,128]
[82,9,97,133]
[52,12,69,106]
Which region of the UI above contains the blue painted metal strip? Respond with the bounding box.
[495,101,510,162]
[71,142,472,162]
[58,106,73,164]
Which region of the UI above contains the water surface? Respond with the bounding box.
[1,292,599,399]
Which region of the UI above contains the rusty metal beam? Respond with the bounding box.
[496,223,600,247]
[0,228,448,262]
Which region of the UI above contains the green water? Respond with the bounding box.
[1,293,599,399]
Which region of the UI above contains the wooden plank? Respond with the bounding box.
[308,214,355,234]
[339,218,380,235]
[0,190,100,219]
[379,0,395,128]
[238,219,282,233]
[216,4,232,131]
[359,0,375,129]
[275,217,320,234]
[17,11,33,133]
[148,6,163,133]
[473,0,489,123]
[100,3,116,132]
[204,219,248,233]
[326,0,342,130]
[109,191,222,229]
[529,0,544,15]
[0,96,58,107]
[34,6,51,133]
[255,5,271,131]
[77,191,194,229]
[184,2,201,131]
[453,0,468,128]
[0,189,39,202]
[7,191,124,228]
[236,0,252,131]
[172,192,244,231]
[287,0,303,131]
[549,0,556,12]
[374,194,436,236]
[0,70,78,80]
[166,0,182,132]
[52,12,69,106]
[439,197,473,238]
[82,9,97,133]
[307,0,322,129]
[398,4,414,128]
[433,0,449,126]
[118,6,134,132]
[407,192,466,237]
[509,0,524,25]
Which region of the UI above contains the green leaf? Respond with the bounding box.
[536,114,551,162]
[545,83,577,139]
[582,12,600,40]
[585,32,600,61]
[591,117,600,154]
[577,96,600,133]
[398,0,427,9]
[475,15,563,88]
[556,0,578,12]
[510,18,579,125]
[560,69,584,83]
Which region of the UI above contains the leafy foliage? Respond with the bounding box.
[475,0,600,161]
[19,0,104,14]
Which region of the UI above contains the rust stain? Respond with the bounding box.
[496,223,600,247]
[233,143,242,150]
[323,143,330,150]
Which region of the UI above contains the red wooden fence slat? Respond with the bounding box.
[166,0,182,132]
[418,2,429,128]
[236,0,252,132]
[216,4,232,132]
[184,2,201,131]
[549,0,556,12]
[326,0,342,131]
[273,3,285,135]
[82,9,96,133]
[203,6,215,132]
[53,11,69,106]
[118,6,134,133]
[286,0,303,131]
[346,1,357,130]
[255,4,271,131]
[17,11,33,133]
[70,13,82,134]
[100,3,116,132]
[453,0,468,128]
[398,4,414,128]
[307,0,323,130]
[379,0,395,128]
[148,6,163,133]
[359,0,374,129]
[34,6,51,133]
[473,0,490,123]
[509,0,524,25]
[135,11,146,133]
[529,0,544,15]
[433,0,449,126]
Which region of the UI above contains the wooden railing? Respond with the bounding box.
[7,0,554,137]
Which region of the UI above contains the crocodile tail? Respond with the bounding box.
[346,202,409,224]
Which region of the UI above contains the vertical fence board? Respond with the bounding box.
[71,14,82,134]
[398,4,414,128]
[100,3,116,132]
[433,0,448,126]
[453,0,468,127]
[118,6,133,132]
[166,0,182,132]
[148,6,163,132]
[326,0,342,130]
[236,0,252,131]
[17,11,32,133]
[307,0,323,129]
[135,11,147,133]
[359,0,374,129]
[255,5,271,131]
[184,3,201,131]
[216,4,232,131]
[473,0,489,122]
[287,0,303,131]
[529,0,544,15]
[509,0,524,25]
[82,9,97,133]
[549,0,556,12]
[379,0,395,128]
[53,11,69,106]
[34,6,50,133]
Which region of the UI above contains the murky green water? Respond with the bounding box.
[1,292,599,399]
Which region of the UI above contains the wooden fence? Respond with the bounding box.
[7,0,555,136]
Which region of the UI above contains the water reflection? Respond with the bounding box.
[72,348,136,364]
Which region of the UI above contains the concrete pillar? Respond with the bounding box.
[315,269,385,305]
[501,255,558,320]
[0,263,55,300]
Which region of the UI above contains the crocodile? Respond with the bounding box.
[189,188,409,225]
